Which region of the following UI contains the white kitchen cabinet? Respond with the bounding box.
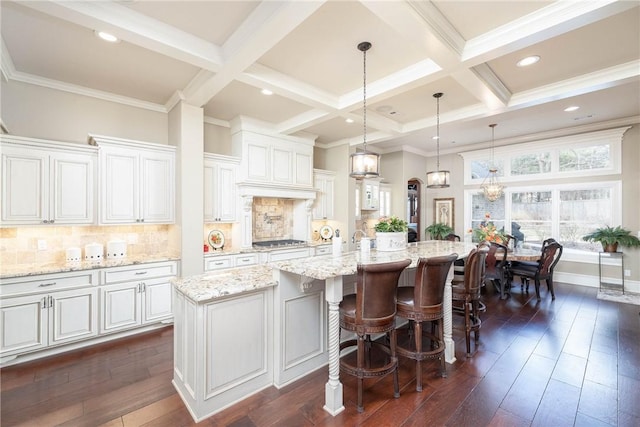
[361,178,380,211]
[204,154,239,222]
[90,134,175,224]
[231,130,313,188]
[312,169,335,220]
[379,183,392,217]
[204,256,234,271]
[100,261,176,333]
[0,273,99,358]
[0,136,97,225]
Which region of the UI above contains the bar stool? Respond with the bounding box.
[451,246,488,357]
[339,258,411,413]
[396,254,457,391]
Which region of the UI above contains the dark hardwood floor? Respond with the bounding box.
[2,282,639,427]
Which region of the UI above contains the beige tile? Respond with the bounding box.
[0,251,17,266]
[0,228,17,238]
[16,251,36,265]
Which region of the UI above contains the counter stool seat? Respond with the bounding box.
[339,259,411,413]
[396,254,457,391]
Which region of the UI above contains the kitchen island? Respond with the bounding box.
[171,241,475,421]
[272,240,476,415]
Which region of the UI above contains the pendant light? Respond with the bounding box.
[481,123,504,201]
[426,92,450,188]
[349,41,380,179]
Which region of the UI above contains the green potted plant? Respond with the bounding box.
[425,222,454,240]
[375,216,409,251]
[582,225,640,252]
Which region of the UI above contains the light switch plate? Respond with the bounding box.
[37,239,47,250]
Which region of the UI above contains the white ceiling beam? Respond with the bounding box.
[184,1,326,107]
[19,1,224,71]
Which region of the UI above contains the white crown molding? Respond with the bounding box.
[407,0,465,57]
[469,63,511,106]
[204,116,230,128]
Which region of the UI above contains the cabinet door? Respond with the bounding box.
[379,184,392,218]
[294,151,313,186]
[313,175,334,220]
[246,140,270,181]
[50,288,98,345]
[51,151,95,224]
[0,294,48,357]
[140,151,175,223]
[143,278,173,323]
[101,147,138,223]
[203,161,216,222]
[216,162,237,221]
[272,146,293,184]
[361,179,380,210]
[1,147,47,224]
[100,282,142,333]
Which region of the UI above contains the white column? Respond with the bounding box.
[443,263,456,363]
[323,276,345,415]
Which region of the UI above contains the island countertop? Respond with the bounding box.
[271,240,477,280]
[171,264,276,303]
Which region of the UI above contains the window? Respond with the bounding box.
[461,127,627,254]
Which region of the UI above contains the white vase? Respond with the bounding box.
[376,232,408,252]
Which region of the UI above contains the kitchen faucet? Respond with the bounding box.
[352,229,366,244]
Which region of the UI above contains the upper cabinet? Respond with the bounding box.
[361,179,380,211]
[89,135,175,225]
[231,119,314,189]
[204,153,240,222]
[379,183,392,217]
[0,135,97,225]
[312,169,335,220]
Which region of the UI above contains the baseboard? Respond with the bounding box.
[554,272,640,294]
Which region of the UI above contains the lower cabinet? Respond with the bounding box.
[0,287,98,358]
[100,278,172,333]
[0,260,177,366]
[100,263,176,333]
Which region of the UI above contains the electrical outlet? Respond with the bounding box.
[624,269,631,277]
[37,239,47,251]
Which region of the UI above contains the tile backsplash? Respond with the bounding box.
[0,225,177,267]
[252,197,294,241]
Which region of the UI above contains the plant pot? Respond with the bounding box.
[602,243,618,253]
[376,232,407,252]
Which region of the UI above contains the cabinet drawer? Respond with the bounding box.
[314,246,332,256]
[235,254,258,267]
[205,257,233,271]
[269,248,310,262]
[102,262,177,284]
[0,271,98,297]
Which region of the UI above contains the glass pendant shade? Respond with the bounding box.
[349,41,380,179]
[426,170,450,188]
[481,123,504,201]
[426,92,450,188]
[481,169,504,201]
[349,150,380,179]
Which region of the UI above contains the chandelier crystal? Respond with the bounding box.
[426,92,450,188]
[481,123,504,201]
[349,41,380,179]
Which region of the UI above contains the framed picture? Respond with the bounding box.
[434,198,454,229]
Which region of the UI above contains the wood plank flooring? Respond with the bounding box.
[2,282,639,426]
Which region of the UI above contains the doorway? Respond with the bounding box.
[407,179,421,241]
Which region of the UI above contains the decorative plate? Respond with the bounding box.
[320,225,334,240]
[208,229,225,249]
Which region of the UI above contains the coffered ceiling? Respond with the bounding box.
[1,1,639,155]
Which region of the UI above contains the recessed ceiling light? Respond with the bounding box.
[564,106,580,112]
[95,30,119,43]
[345,118,354,123]
[432,136,439,140]
[261,89,273,96]
[516,55,540,67]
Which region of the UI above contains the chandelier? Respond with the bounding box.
[349,41,380,179]
[481,123,504,201]
[426,92,450,188]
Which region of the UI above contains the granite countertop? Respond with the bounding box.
[204,241,331,257]
[0,254,181,280]
[272,241,477,280]
[171,264,276,303]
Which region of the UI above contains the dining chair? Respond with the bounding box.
[509,238,558,291]
[451,246,488,357]
[339,258,412,412]
[509,241,563,300]
[484,242,509,299]
[396,254,457,391]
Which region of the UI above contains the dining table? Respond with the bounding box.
[497,247,541,299]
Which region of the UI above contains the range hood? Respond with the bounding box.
[236,182,316,200]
